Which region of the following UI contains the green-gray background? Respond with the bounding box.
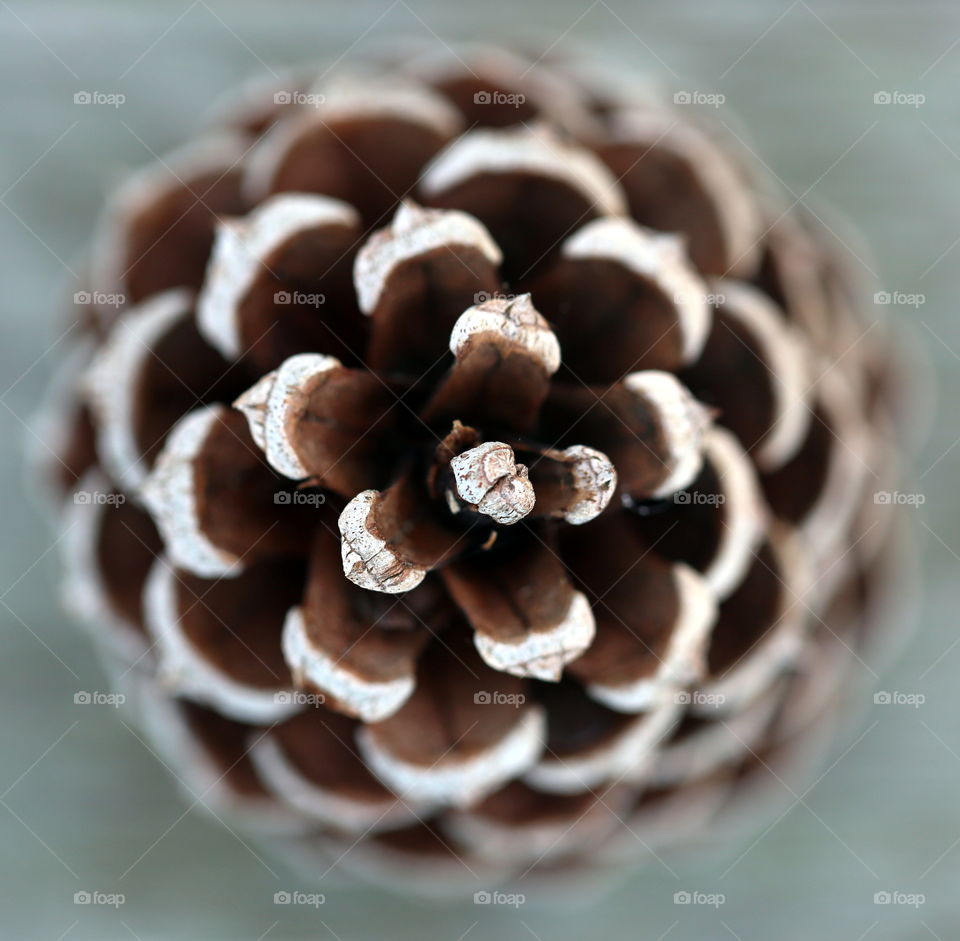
[1,0,957,937]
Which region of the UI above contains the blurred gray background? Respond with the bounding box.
[1,0,958,937]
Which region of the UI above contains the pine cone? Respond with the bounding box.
[41,44,907,891]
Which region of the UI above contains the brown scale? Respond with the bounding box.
[294,522,435,709]
[561,513,685,690]
[597,139,730,277]
[761,399,833,524]
[526,255,690,382]
[131,312,250,472]
[166,557,306,690]
[703,539,787,679]
[362,633,533,768]
[267,707,402,806]
[260,115,455,230]
[117,166,246,314]
[96,497,162,633]
[421,171,611,284]
[680,301,778,459]
[535,676,643,759]
[191,409,315,563]
[541,381,677,499]
[230,212,367,373]
[54,405,98,497]
[361,227,501,379]
[442,525,583,661]
[180,703,273,800]
[625,457,725,575]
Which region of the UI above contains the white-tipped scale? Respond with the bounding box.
[623,371,712,498]
[563,217,711,363]
[715,280,812,469]
[60,470,152,664]
[140,405,243,578]
[474,591,595,682]
[197,193,359,359]
[524,695,684,794]
[249,734,424,833]
[354,201,502,315]
[449,293,561,375]
[421,124,628,218]
[88,133,248,322]
[699,427,767,600]
[338,490,428,594]
[233,352,342,479]
[84,288,193,492]
[281,605,416,722]
[586,564,717,713]
[693,526,812,717]
[244,80,462,203]
[449,441,535,526]
[609,109,762,277]
[143,558,301,725]
[357,706,547,807]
